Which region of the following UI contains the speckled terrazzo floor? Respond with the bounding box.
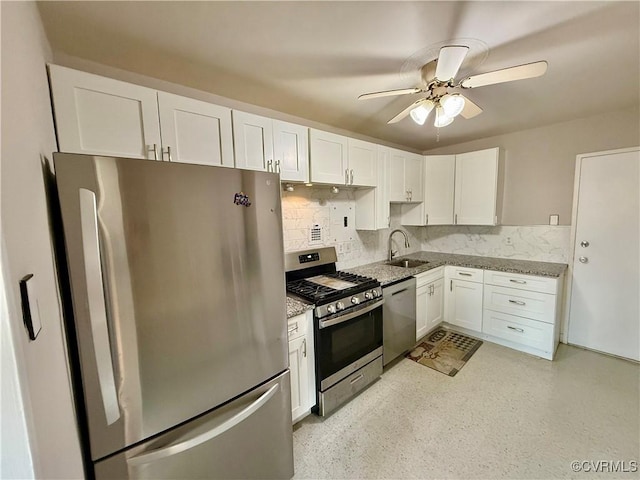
[292,343,639,479]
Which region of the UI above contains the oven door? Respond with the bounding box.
[316,300,383,389]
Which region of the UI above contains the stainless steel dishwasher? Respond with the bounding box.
[382,277,417,365]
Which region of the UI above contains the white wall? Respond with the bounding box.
[0,2,84,478]
[425,107,640,225]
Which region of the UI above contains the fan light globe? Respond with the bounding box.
[441,94,466,118]
[434,107,454,128]
[409,101,434,125]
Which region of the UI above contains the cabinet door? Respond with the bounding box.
[355,145,389,230]
[232,111,274,172]
[454,148,499,225]
[404,153,424,201]
[288,335,310,423]
[426,278,445,331]
[49,65,161,159]
[157,92,234,167]
[388,149,407,202]
[309,129,348,184]
[416,284,429,340]
[424,155,456,224]
[273,120,308,182]
[348,138,377,187]
[446,279,483,332]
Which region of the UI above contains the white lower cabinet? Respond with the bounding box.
[444,267,483,332]
[288,311,315,423]
[415,267,444,340]
[482,270,563,360]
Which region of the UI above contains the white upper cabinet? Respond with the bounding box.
[424,155,456,225]
[309,130,377,187]
[49,64,161,159]
[347,138,377,187]
[309,129,348,184]
[454,148,500,225]
[355,145,390,230]
[49,65,235,168]
[273,120,309,182]
[233,111,309,181]
[401,147,502,226]
[232,111,275,172]
[388,149,424,202]
[157,92,233,167]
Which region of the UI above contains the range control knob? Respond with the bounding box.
[326,304,336,314]
[336,301,345,311]
[351,296,360,305]
[372,289,380,298]
[364,291,373,300]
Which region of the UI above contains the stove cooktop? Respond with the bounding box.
[286,271,379,305]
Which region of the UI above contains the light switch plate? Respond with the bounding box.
[549,214,559,225]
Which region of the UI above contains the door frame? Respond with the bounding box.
[561,146,640,344]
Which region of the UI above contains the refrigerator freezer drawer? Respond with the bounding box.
[94,371,294,480]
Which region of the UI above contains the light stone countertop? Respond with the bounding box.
[286,296,313,319]
[344,251,568,287]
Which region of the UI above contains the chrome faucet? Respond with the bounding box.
[388,229,410,261]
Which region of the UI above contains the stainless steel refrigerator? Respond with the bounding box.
[54,153,294,479]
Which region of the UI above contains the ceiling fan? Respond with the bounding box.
[358,45,547,127]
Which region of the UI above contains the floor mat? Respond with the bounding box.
[406,328,483,376]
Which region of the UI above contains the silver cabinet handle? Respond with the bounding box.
[508,299,526,306]
[450,280,453,291]
[507,326,524,333]
[458,272,472,277]
[287,324,299,336]
[350,169,354,185]
[148,144,158,160]
[163,146,173,162]
[345,169,349,185]
[275,160,281,173]
[79,189,120,426]
[266,160,273,172]
[579,256,589,264]
[302,338,307,358]
[425,214,429,225]
[128,383,279,466]
[349,374,364,385]
[509,279,527,284]
[455,213,458,224]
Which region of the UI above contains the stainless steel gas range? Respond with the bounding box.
[285,247,384,416]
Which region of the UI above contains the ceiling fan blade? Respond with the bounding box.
[387,99,428,124]
[459,95,483,119]
[358,87,422,100]
[434,45,469,81]
[461,61,548,89]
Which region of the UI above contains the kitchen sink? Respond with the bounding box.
[386,258,429,268]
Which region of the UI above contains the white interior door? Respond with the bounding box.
[568,148,639,361]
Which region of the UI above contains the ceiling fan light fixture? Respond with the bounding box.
[441,94,466,118]
[409,100,434,125]
[434,107,454,128]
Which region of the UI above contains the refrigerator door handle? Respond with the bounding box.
[127,383,280,466]
[79,188,120,425]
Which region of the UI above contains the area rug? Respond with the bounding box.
[406,328,483,376]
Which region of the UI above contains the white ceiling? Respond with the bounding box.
[37,1,640,151]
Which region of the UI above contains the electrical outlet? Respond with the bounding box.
[549,214,559,225]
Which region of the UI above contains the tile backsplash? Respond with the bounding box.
[281,187,571,267]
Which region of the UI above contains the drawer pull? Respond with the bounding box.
[507,326,525,333]
[509,279,527,284]
[350,374,364,385]
[508,299,526,306]
[288,324,299,335]
[458,272,472,277]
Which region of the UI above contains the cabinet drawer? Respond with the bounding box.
[483,270,557,294]
[415,266,444,287]
[446,266,483,283]
[483,285,556,323]
[287,314,308,340]
[482,310,554,353]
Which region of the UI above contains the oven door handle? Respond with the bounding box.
[319,299,385,329]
